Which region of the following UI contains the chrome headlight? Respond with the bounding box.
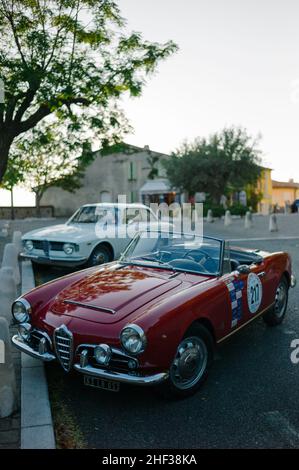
[18,323,32,341]
[12,298,32,324]
[120,324,147,355]
[63,243,75,255]
[24,240,34,252]
[94,344,112,365]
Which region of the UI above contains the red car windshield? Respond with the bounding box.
[120,231,223,276]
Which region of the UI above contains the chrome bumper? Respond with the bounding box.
[291,274,297,288]
[20,252,87,267]
[12,333,169,386]
[12,334,56,362]
[74,363,169,386]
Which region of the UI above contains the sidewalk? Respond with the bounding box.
[0,233,21,449]
[0,322,21,449]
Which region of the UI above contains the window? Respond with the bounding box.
[128,161,137,181]
[123,208,151,225]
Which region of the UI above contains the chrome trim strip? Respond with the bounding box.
[31,329,53,349]
[12,335,56,362]
[63,300,116,315]
[291,274,296,288]
[217,302,275,344]
[74,363,169,386]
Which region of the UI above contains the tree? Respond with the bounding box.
[9,120,95,215]
[0,0,177,182]
[0,152,28,219]
[146,153,160,180]
[164,127,262,204]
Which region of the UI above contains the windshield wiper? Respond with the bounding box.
[121,257,177,272]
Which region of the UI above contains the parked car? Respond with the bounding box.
[291,199,299,213]
[21,203,168,267]
[12,231,296,398]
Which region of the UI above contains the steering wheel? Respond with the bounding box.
[181,248,218,272]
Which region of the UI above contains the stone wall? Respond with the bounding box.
[0,206,54,220]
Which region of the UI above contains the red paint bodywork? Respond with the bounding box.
[23,247,292,374]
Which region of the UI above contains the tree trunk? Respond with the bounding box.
[0,134,13,184]
[10,187,15,220]
[35,192,42,218]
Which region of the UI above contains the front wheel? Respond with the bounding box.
[87,245,111,267]
[263,276,289,326]
[158,324,214,399]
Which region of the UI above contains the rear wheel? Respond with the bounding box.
[158,324,214,399]
[263,276,289,326]
[87,244,112,267]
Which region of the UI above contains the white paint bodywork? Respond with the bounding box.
[21,203,169,267]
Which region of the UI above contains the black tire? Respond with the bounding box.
[158,324,214,399]
[263,276,289,327]
[87,244,112,267]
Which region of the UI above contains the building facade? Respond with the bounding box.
[256,167,273,215]
[272,179,299,210]
[41,144,175,217]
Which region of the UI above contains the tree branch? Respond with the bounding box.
[16,96,90,135]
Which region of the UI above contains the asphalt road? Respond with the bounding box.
[34,217,299,449]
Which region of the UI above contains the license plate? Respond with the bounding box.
[84,375,120,392]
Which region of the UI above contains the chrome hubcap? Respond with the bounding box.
[170,336,208,390]
[274,283,287,318]
[93,252,106,265]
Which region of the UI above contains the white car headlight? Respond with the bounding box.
[12,298,32,324]
[63,243,75,255]
[120,324,147,355]
[24,240,34,252]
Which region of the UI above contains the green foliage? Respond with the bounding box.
[0,0,178,181]
[164,127,262,203]
[229,203,248,216]
[202,203,225,218]
[8,119,95,205]
[146,154,160,180]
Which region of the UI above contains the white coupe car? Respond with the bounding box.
[21,203,168,267]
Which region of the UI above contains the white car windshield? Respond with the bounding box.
[70,206,116,224]
[120,231,223,275]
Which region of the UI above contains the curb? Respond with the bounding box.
[20,261,55,449]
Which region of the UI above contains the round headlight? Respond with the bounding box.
[63,243,74,255]
[12,298,31,324]
[24,240,34,252]
[120,324,146,355]
[18,323,32,341]
[94,344,112,365]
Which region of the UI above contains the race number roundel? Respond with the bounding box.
[247,272,262,314]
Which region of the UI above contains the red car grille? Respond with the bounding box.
[54,325,73,372]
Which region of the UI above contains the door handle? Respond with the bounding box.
[257,271,266,278]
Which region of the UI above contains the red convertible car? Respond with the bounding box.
[12,231,296,398]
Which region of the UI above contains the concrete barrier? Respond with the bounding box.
[207,209,214,223]
[244,211,253,229]
[224,210,232,226]
[0,317,17,418]
[12,231,23,255]
[1,243,20,285]
[0,267,17,323]
[269,214,278,232]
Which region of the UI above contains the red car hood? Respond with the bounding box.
[49,265,182,324]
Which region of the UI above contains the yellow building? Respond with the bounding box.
[272,179,299,210]
[256,167,273,214]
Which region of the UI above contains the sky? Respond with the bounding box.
[1,0,299,206]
